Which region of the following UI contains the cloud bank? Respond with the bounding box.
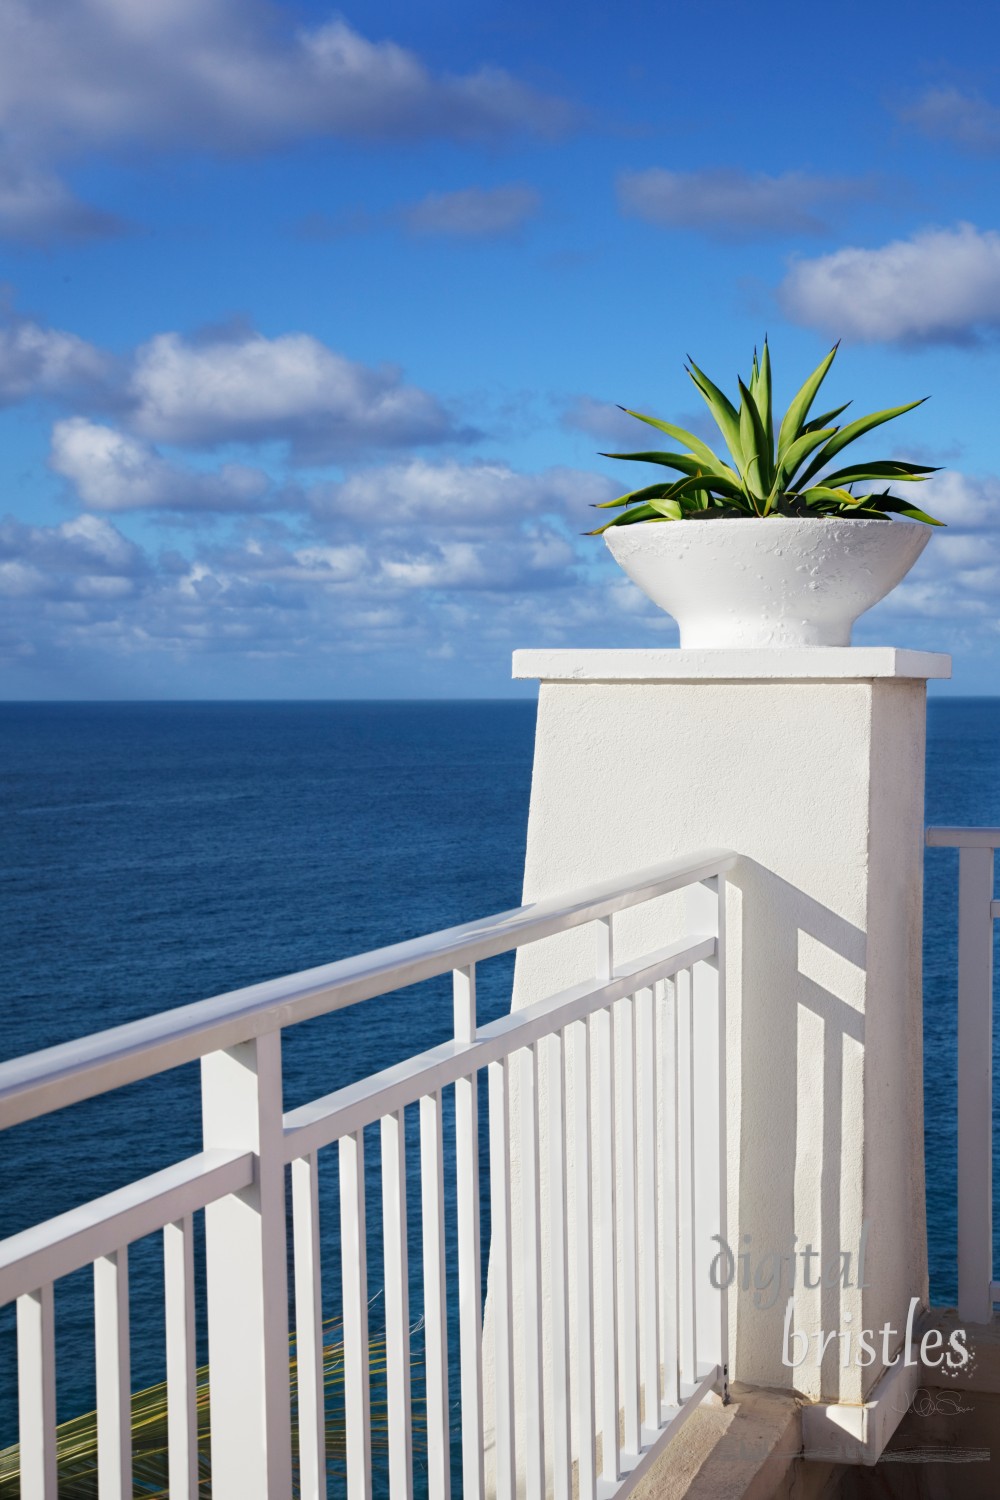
[0,308,469,462]
[0,1,572,242]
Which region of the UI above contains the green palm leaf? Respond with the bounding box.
[0,1319,425,1499]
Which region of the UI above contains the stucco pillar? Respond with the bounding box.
[486,646,949,1483]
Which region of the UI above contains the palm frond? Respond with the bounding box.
[0,1316,427,1499]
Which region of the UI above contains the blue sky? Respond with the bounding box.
[1,0,999,698]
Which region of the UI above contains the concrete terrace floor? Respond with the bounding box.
[635,1313,1000,1500]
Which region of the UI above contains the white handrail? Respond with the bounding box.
[0,847,735,1132]
[282,933,715,1159]
[0,847,736,1500]
[926,826,998,1324]
[926,827,1000,848]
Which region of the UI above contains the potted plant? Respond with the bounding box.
[590,341,942,647]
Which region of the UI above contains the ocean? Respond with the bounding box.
[0,698,998,1476]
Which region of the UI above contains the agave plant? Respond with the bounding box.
[589,341,943,532]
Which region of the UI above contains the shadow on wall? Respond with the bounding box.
[730,860,925,1408]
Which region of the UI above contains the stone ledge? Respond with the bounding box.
[512,648,952,683]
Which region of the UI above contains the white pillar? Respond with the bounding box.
[489,645,948,1469]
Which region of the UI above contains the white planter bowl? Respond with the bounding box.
[605,516,930,648]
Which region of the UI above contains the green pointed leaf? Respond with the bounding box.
[599,449,706,476]
[776,343,839,455]
[737,377,772,501]
[796,399,928,489]
[619,408,736,478]
[755,338,774,471]
[863,491,945,526]
[588,502,664,533]
[774,427,837,492]
[648,497,686,520]
[593,482,674,509]
[801,485,865,507]
[818,459,939,486]
[801,402,851,433]
[890,506,945,526]
[685,357,746,470]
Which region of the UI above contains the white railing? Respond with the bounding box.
[0,846,735,1500]
[926,827,1000,1325]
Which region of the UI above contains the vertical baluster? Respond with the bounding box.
[593,1006,619,1483]
[488,1058,516,1499]
[689,875,726,1382]
[420,1089,451,1499]
[716,888,729,1392]
[381,1109,413,1500]
[957,845,996,1325]
[164,1216,199,1500]
[618,996,640,1456]
[201,1033,292,1500]
[636,983,660,1434]
[340,1130,372,1498]
[292,1153,327,1500]
[454,965,485,1500]
[658,977,680,1410]
[17,1284,57,1499]
[572,1017,597,1500]
[548,1028,571,1500]
[522,1042,546,1498]
[676,969,696,1389]
[95,1246,131,1500]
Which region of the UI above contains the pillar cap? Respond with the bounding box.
[513,647,952,683]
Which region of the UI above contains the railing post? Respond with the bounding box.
[957,845,995,1325]
[201,1032,292,1500]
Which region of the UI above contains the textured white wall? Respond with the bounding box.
[482,649,945,1491]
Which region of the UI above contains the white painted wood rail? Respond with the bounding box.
[926,827,1000,1325]
[0,847,735,1498]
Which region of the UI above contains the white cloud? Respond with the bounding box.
[0,153,125,245]
[378,534,575,592]
[898,87,1000,153]
[0,3,571,241]
[404,184,541,238]
[0,314,114,406]
[918,470,1000,532]
[0,312,465,459]
[870,471,1000,626]
[779,224,1000,344]
[0,513,147,599]
[127,330,462,459]
[310,458,613,529]
[50,418,271,512]
[617,168,873,238]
